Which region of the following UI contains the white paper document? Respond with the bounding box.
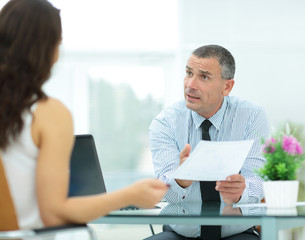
[172,140,254,181]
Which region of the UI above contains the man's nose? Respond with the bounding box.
[187,75,198,89]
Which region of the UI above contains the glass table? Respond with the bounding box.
[91,201,305,240]
[1,202,305,239]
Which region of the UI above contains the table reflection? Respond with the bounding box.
[159,201,267,218]
[266,207,297,216]
[158,202,260,238]
[222,204,242,216]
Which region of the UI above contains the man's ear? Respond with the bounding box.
[223,79,235,96]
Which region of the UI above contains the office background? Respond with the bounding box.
[44,0,305,190]
[0,0,305,189]
[1,0,305,239]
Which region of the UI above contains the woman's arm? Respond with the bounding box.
[32,98,167,226]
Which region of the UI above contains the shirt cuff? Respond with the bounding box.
[166,178,193,202]
[236,180,249,204]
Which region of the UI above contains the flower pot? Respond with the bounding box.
[263,180,299,208]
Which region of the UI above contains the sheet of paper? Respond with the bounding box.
[172,140,254,181]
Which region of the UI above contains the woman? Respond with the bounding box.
[0,0,168,230]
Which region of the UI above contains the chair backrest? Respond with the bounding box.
[69,134,107,197]
[0,155,19,231]
[0,156,91,239]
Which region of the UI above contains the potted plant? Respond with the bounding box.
[257,125,305,208]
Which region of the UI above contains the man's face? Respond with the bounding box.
[184,55,234,118]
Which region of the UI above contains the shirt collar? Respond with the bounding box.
[191,96,228,131]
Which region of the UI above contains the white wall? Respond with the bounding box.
[2,0,304,129]
[175,0,305,128]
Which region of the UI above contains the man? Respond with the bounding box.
[147,45,270,239]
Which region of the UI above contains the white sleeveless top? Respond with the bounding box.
[1,103,44,229]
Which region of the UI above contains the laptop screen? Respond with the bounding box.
[68,134,107,197]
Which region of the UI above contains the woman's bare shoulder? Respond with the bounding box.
[34,97,73,131]
[37,97,69,112]
[31,97,74,147]
[35,97,71,117]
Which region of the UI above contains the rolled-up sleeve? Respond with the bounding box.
[149,115,199,203]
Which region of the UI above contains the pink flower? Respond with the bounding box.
[282,135,303,155]
[296,143,303,154]
[262,146,275,154]
[262,138,276,153]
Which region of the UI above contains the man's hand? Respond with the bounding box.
[215,174,245,204]
[175,144,193,188]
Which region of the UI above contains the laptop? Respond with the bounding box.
[68,134,107,197]
[68,134,147,210]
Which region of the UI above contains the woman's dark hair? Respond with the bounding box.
[0,0,62,149]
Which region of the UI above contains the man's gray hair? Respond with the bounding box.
[192,45,235,79]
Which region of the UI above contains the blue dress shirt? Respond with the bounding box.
[149,96,270,238]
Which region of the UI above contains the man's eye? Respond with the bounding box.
[202,75,208,80]
[186,71,192,76]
